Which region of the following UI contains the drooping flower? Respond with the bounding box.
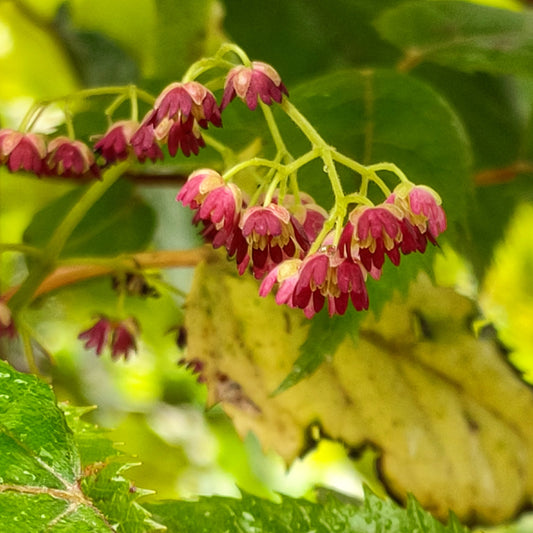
[387,183,447,250]
[279,192,328,242]
[220,61,289,111]
[78,316,138,360]
[78,317,113,356]
[0,129,47,175]
[177,169,244,250]
[137,82,220,158]
[154,115,206,157]
[260,240,369,318]
[151,81,221,129]
[339,204,404,274]
[46,137,100,179]
[129,122,164,163]
[93,120,138,165]
[238,203,309,278]
[110,319,137,360]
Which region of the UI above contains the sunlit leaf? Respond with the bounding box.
[184,258,533,523]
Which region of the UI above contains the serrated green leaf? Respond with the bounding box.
[81,462,162,533]
[60,404,120,468]
[0,361,162,532]
[375,1,533,76]
[23,179,156,258]
[145,486,469,533]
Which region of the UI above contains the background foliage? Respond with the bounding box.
[1,0,533,531]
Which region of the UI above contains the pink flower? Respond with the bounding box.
[151,81,221,129]
[339,204,404,273]
[261,243,369,318]
[280,192,327,242]
[221,61,289,111]
[239,203,309,278]
[176,169,225,209]
[78,317,112,355]
[46,137,100,179]
[387,183,447,248]
[0,129,46,175]
[177,169,244,250]
[129,123,164,163]
[94,120,138,164]
[155,115,206,157]
[78,316,138,360]
[292,246,369,318]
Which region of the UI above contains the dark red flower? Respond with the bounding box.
[151,81,221,129]
[78,316,138,360]
[339,204,404,274]
[279,192,327,242]
[239,203,309,278]
[386,184,447,251]
[176,168,225,209]
[155,115,206,157]
[221,61,289,111]
[78,317,112,356]
[46,137,100,179]
[0,129,46,175]
[93,120,138,164]
[129,122,164,163]
[110,320,137,360]
[292,245,369,318]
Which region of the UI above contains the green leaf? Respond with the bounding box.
[23,179,156,258]
[375,0,533,76]
[146,486,469,533]
[279,68,472,248]
[0,360,109,531]
[81,462,162,533]
[53,3,139,86]
[0,361,163,532]
[60,405,119,468]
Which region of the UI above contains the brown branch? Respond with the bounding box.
[4,247,210,302]
[474,161,533,186]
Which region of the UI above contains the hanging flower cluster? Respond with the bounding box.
[0,45,448,359]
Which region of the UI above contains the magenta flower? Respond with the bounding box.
[78,317,112,356]
[79,316,138,360]
[280,192,327,242]
[220,61,289,111]
[151,81,221,129]
[94,120,138,164]
[155,115,206,157]
[387,183,447,249]
[339,204,404,273]
[129,122,164,163]
[0,129,47,175]
[239,203,309,278]
[46,137,100,179]
[293,246,369,318]
[176,169,225,209]
[259,258,301,307]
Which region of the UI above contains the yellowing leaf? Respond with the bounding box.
[183,257,533,524]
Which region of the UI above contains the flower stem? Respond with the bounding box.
[8,161,129,313]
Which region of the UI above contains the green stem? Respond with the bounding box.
[20,328,39,375]
[8,161,129,313]
[203,133,235,167]
[223,158,281,182]
[0,244,44,257]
